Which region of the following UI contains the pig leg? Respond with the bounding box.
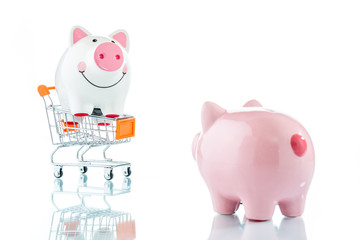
[68,98,93,116]
[210,192,240,215]
[278,195,306,218]
[100,103,125,117]
[242,198,276,221]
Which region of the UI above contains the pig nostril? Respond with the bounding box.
[115,55,120,60]
[99,54,104,59]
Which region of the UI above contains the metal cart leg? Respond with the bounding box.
[51,145,66,164]
[51,146,66,178]
[76,146,85,161]
[79,145,93,162]
[103,145,112,161]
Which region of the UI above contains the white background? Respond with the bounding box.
[1,0,360,239]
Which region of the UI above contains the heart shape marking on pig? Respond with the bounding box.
[79,70,126,89]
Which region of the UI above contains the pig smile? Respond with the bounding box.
[79,71,126,89]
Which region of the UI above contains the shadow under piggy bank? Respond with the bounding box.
[209,215,307,240]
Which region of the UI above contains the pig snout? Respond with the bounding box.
[192,132,201,160]
[94,42,124,71]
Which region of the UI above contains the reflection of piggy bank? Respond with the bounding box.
[209,215,307,240]
[55,26,130,117]
[192,100,315,221]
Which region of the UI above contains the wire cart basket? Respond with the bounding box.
[50,178,136,240]
[38,85,135,180]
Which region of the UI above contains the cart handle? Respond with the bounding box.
[38,85,55,97]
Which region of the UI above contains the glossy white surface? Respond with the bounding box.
[209,215,307,240]
[2,0,360,239]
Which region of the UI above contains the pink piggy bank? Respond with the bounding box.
[192,100,315,221]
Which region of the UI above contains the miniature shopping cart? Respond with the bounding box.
[38,85,135,180]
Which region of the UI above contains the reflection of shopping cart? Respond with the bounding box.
[38,85,135,180]
[50,178,136,240]
[50,207,136,240]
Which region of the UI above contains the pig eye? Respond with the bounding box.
[111,40,115,43]
[92,39,97,42]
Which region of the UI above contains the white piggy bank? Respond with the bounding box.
[55,26,130,117]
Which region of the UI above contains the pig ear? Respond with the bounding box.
[243,99,263,107]
[71,26,90,45]
[201,102,226,132]
[110,29,129,52]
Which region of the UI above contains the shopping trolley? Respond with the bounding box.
[50,178,135,240]
[38,85,135,180]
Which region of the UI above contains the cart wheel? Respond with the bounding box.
[104,168,114,180]
[104,181,114,194]
[54,179,63,192]
[80,166,88,174]
[123,177,131,190]
[79,174,88,187]
[54,168,63,178]
[123,167,131,177]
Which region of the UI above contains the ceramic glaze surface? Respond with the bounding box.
[55,26,131,116]
[192,100,315,221]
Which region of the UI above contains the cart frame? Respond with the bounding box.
[38,85,135,180]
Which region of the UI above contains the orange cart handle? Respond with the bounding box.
[38,85,55,97]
